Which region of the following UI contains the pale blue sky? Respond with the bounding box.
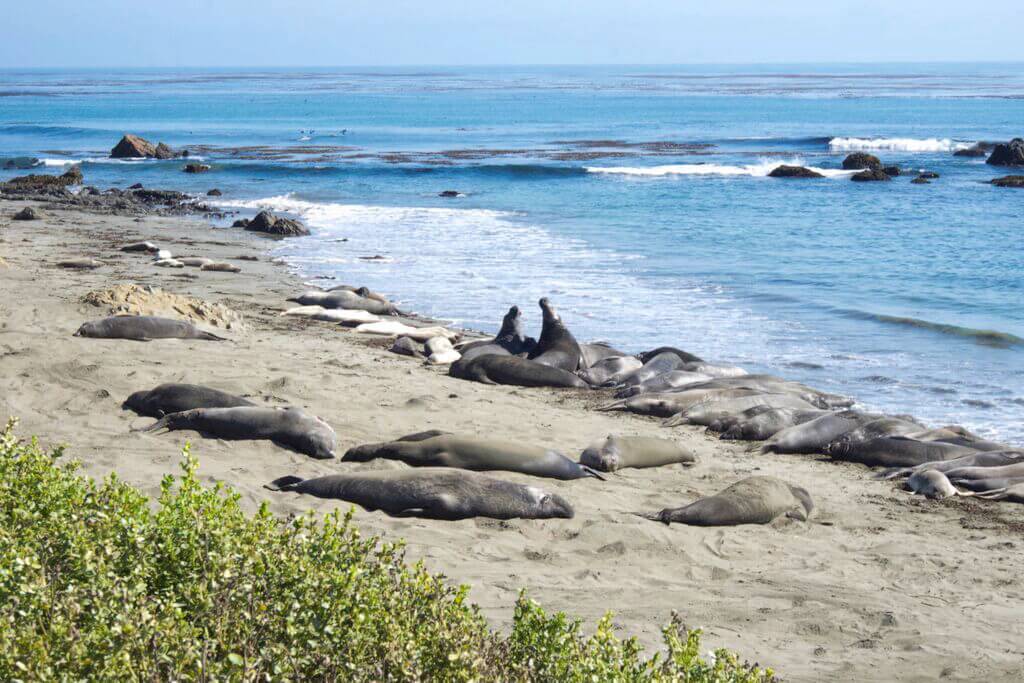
[3,0,1022,68]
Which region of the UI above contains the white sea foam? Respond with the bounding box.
[828,137,971,153]
[40,155,204,166]
[586,158,854,178]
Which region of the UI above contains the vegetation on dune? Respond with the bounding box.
[0,419,774,681]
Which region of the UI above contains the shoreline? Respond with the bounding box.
[2,198,1023,681]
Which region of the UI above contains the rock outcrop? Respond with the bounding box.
[882,165,901,177]
[953,143,991,158]
[110,134,182,160]
[183,163,211,174]
[991,175,1024,188]
[986,138,1024,166]
[850,168,891,182]
[237,210,310,237]
[842,152,882,170]
[0,166,83,194]
[768,165,824,179]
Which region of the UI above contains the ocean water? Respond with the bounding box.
[1,64,1022,442]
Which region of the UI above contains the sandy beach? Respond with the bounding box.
[2,199,1022,681]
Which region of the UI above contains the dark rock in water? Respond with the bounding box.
[911,177,931,185]
[768,165,824,179]
[111,134,157,159]
[131,188,188,204]
[991,175,1024,188]
[986,138,1024,166]
[882,165,901,177]
[851,168,891,182]
[438,190,461,197]
[13,206,41,220]
[242,210,309,237]
[842,152,882,170]
[154,142,176,160]
[181,150,190,158]
[3,157,40,170]
[917,171,940,179]
[183,163,211,174]
[206,188,222,196]
[953,143,991,158]
[83,186,102,195]
[129,182,144,189]
[232,218,250,228]
[0,166,83,194]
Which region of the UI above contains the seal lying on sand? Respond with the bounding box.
[123,383,254,418]
[637,347,703,364]
[762,410,886,454]
[265,468,575,520]
[139,406,336,459]
[287,290,399,315]
[578,355,643,386]
[877,449,1024,480]
[457,305,536,362]
[345,433,600,480]
[449,354,587,388]
[825,435,976,468]
[718,408,827,441]
[613,370,714,398]
[944,463,1024,492]
[579,342,626,368]
[974,483,1024,504]
[662,392,819,427]
[74,315,226,342]
[579,436,696,472]
[904,470,970,499]
[527,298,583,372]
[640,476,813,526]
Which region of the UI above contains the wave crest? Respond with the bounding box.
[586,158,853,178]
[828,137,971,153]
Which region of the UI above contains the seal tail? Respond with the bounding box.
[631,510,670,525]
[971,487,1008,500]
[596,399,627,412]
[662,412,688,427]
[133,415,173,433]
[581,466,606,481]
[199,330,228,341]
[875,467,911,480]
[265,475,304,491]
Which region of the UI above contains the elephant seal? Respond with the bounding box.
[825,435,976,468]
[458,306,536,362]
[179,257,214,267]
[600,388,765,418]
[121,241,159,253]
[663,392,818,427]
[58,258,104,269]
[425,336,460,365]
[904,470,965,499]
[140,406,336,459]
[667,376,853,410]
[579,436,695,472]
[344,433,601,480]
[877,449,1024,480]
[390,336,425,358]
[580,342,627,368]
[637,346,703,364]
[265,468,574,520]
[762,410,884,454]
[287,290,399,315]
[944,463,1024,492]
[975,483,1024,503]
[281,306,381,325]
[678,361,748,379]
[449,354,587,389]
[612,352,685,388]
[201,262,241,273]
[123,383,254,418]
[640,476,813,526]
[527,298,583,372]
[719,408,827,441]
[74,315,227,342]
[577,355,642,386]
[327,284,389,303]
[613,371,713,398]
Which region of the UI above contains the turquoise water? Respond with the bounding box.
[2,65,1022,441]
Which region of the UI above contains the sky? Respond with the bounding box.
[3,0,1023,68]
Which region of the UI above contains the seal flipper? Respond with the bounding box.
[265,475,304,491]
[974,487,1009,500]
[198,331,228,342]
[581,465,607,481]
[397,429,449,442]
[875,467,911,480]
[134,414,172,433]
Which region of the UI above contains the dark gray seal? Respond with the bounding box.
[878,449,1024,480]
[449,354,587,389]
[139,406,336,459]
[123,383,254,418]
[825,436,977,468]
[265,468,574,520]
[640,476,813,526]
[457,305,536,362]
[762,410,885,454]
[579,435,696,472]
[74,315,227,342]
[527,298,583,372]
[344,432,600,480]
[718,408,828,441]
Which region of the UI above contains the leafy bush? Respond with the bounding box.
[0,419,774,681]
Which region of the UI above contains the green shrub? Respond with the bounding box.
[0,419,774,681]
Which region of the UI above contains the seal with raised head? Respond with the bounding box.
[579,435,696,472]
[139,406,336,459]
[640,476,813,526]
[265,468,575,520]
[345,433,601,480]
[123,383,254,418]
[449,354,587,389]
[74,315,227,342]
[527,298,583,372]
[457,305,536,362]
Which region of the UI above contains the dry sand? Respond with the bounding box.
[1,200,1022,681]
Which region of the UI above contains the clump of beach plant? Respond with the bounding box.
[0,419,774,681]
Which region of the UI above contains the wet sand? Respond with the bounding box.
[1,200,1022,681]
